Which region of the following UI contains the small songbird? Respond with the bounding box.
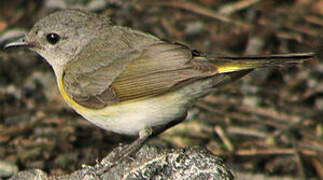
[4,9,314,168]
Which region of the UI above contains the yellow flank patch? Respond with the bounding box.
[57,75,93,113]
[216,64,245,73]
[57,74,143,116]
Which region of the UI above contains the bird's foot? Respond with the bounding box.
[94,128,152,176]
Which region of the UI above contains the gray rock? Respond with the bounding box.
[9,145,233,180]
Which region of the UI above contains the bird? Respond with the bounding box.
[4,9,314,171]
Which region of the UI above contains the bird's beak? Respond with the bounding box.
[4,37,33,49]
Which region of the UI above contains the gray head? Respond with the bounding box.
[5,9,111,72]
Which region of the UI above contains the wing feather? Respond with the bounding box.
[62,29,212,109]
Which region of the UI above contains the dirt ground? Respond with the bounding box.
[0,0,322,179]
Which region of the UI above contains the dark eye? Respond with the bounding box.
[46,33,60,45]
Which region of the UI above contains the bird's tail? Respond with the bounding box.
[210,52,315,74]
[179,52,315,100]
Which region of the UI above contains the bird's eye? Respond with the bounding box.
[46,33,60,45]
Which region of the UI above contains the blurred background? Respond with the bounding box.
[0,0,322,179]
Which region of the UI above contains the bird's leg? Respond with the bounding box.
[95,128,153,175]
[88,114,187,176]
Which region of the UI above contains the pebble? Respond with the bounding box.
[0,160,18,178]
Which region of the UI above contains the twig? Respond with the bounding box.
[284,22,323,38]
[237,106,301,124]
[298,142,323,153]
[218,0,262,15]
[160,18,182,38]
[304,15,323,27]
[153,1,250,28]
[211,148,317,156]
[311,158,323,180]
[195,101,289,128]
[272,118,304,138]
[276,32,303,43]
[226,126,268,138]
[292,138,307,180]
[214,126,234,151]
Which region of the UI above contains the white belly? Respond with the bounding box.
[77,90,189,135]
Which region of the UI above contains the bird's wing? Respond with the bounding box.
[62,34,214,109]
